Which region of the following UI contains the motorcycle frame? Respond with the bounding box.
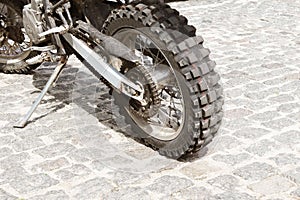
[15,0,148,127]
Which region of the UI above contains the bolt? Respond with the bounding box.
[95,38,101,44]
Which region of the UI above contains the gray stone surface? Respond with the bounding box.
[212,153,251,166]
[207,175,240,191]
[0,0,299,199]
[146,175,194,195]
[30,190,69,200]
[0,189,17,200]
[233,162,276,181]
[172,186,212,200]
[210,192,256,200]
[9,173,59,193]
[246,139,279,156]
[270,153,300,166]
[248,175,294,195]
[32,157,70,172]
[70,178,115,199]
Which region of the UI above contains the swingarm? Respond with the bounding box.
[15,22,146,128]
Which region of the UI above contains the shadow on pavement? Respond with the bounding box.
[31,61,124,129]
[31,61,206,162]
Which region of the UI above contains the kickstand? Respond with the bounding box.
[14,56,68,128]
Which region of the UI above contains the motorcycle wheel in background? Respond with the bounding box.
[0,0,36,74]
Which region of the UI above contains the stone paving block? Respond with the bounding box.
[246,139,280,156]
[105,187,151,200]
[123,144,158,160]
[273,130,300,146]
[71,178,115,199]
[224,77,252,88]
[265,198,285,200]
[244,90,275,100]
[287,111,300,123]
[146,175,194,195]
[270,153,300,167]
[12,137,45,152]
[172,186,212,200]
[129,156,179,173]
[30,190,69,200]
[262,118,295,130]
[238,100,272,111]
[244,82,265,91]
[90,160,105,172]
[14,126,53,138]
[0,166,30,183]
[224,88,244,98]
[0,152,31,170]
[108,171,146,185]
[67,148,95,163]
[55,164,91,181]
[209,135,242,151]
[209,191,256,200]
[261,63,284,70]
[0,188,17,200]
[277,103,300,113]
[49,128,79,143]
[9,173,59,194]
[212,153,251,166]
[180,161,222,180]
[233,127,270,139]
[75,136,117,153]
[99,155,134,171]
[32,157,70,172]
[268,94,295,103]
[33,143,76,158]
[249,111,279,122]
[233,162,276,181]
[225,108,253,119]
[54,170,76,181]
[248,175,295,195]
[77,124,109,138]
[0,147,13,159]
[207,175,240,191]
[222,118,252,130]
[0,135,16,146]
[0,120,7,129]
[263,77,285,86]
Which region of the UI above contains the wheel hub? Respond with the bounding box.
[125,63,161,119]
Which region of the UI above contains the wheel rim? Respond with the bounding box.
[113,28,186,141]
[0,3,31,63]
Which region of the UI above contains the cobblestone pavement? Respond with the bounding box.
[0,0,300,199]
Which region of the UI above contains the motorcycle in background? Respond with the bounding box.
[0,0,224,159]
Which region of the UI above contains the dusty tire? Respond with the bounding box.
[102,3,224,159]
[0,0,37,74]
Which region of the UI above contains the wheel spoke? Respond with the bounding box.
[0,4,6,15]
[112,28,185,140]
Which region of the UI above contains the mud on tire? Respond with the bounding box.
[102,3,224,159]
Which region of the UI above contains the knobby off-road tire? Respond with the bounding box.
[102,3,224,159]
[0,0,37,74]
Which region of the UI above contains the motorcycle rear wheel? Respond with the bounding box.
[102,3,224,159]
